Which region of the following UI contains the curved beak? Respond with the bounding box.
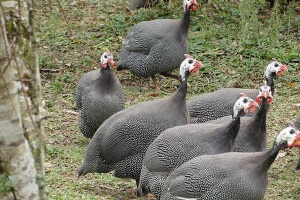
[244,100,259,115]
[276,65,288,77]
[189,60,204,74]
[188,0,199,11]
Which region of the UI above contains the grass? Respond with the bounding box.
[35,0,300,199]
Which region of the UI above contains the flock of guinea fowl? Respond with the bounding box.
[74,0,300,199]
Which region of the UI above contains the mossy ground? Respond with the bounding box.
[35,0,300,199]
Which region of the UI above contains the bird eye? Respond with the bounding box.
[188,59,193,64]
[274,63,279,67]
[104,55,108,59]
[290,129,295,134]
[243,98,248,103]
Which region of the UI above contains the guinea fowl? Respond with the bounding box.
[138,94,259,199]
[117,0,199,93]
[76,50,125,138]
[130,0,168,10]
[187,59,287,123]
[77,55,204,186]
[160,124,300,200]
[204,83,273,153]
[233,83,273,152]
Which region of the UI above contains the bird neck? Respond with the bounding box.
[179,10,191,37]
[226,116,241,143]
[265,75,275,95]
[213,117,241,152]
[98,67,115,93]
[254,98,269,129]
[173,71,189,102]
[260,141,287,171]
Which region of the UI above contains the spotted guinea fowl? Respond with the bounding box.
[130,0,168,10]
[187,59,287,123]
[75,50,125,138]
[233,83,273,152]
[208,83,274,152]
[117,0,199,93]
[160,124,300,200]
[78,55,203,186]
[137,94,259,199]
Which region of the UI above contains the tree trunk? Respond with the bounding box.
[0,0,46,199]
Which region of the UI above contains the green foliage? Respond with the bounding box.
[45,99,53,108]
[35,0,300,199]
[51,80,63,92]
[268,1,281,44]
[82,56,92,67]
[238,0,265,46]
[61,74,73,83]
[0,174,15,194]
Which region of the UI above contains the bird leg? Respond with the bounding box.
[160,72,179,81]
[150,75,159,96]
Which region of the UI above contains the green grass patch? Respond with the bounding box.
[35,0,300,199]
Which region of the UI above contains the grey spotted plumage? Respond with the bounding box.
[130,0,147,10]
[76,51,125,138]
[117,0,199,80]
[160,126,300,200]
[204,85,273,153]
[188,88,258,123]
[130,0,165,10]
[77,56,203,186]
[187,59,287,123]
[138,95,258,199]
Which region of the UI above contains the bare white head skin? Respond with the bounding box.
[275,122,300,148]
[100,49,116,68]
[233,93,259,118]
[183,0,199,11]
[256,82,273,104]
[265,58,288,78]
[179,54,203,81]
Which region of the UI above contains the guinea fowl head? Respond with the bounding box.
[179,54,203,81]
[265,58,288,79]
[183,0,199,11]
[255,82,273,105]
[232,93,259,118]
[275,122,300,148]
[100,49,116,69]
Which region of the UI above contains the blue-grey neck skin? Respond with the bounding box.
[217,116,241,150]
[260,141,287,171]
[220,112,242,146]
[178,10,191,39]
[265,72,276,95]
[254,97,269,132]
[97,64,115,93]
[175,70,190,100]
